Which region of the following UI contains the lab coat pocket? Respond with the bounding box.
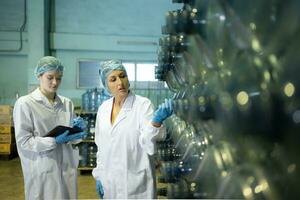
[37,150,56,174]
[127,169,148,196]
[62,145,79,169]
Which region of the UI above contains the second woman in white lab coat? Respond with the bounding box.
[13,56,87,200]
[92,60,173,199]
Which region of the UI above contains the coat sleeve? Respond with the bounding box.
[13,98,57,153]
[138,99,166,155]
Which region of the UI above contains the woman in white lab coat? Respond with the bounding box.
[13,56,87,200]
[92,60,173,199]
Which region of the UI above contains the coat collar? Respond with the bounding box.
[30,88,63,107]
[121,92,135,111]
[106,91,135,111]
[109,92,135,130]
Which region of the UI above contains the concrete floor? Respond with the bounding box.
[0,157,99,200]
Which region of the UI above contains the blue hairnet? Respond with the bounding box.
[99,60,127,93]
[34,56,64,78]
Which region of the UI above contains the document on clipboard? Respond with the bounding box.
[45,126,83,137]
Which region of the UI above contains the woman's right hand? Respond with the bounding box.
[152,98,173,124]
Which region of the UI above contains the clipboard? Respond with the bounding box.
[45,125,83,137]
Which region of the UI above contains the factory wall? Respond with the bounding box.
[0,0,181,105]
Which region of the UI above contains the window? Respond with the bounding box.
[122,62,135,81]
[77,59,165,89]
[123,61,165,89]
[136,63,156,81]
[77,60,101,88]
[77,59,173,107]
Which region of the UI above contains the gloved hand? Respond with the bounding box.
[55,130,88,144]
[152,98,173,124]
[72,116,86,130]
[96,180,104,198]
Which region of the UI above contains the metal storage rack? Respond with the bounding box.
[75,110,97,173]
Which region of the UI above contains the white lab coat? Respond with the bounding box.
[13,88,79,200]
[92,92,166,199]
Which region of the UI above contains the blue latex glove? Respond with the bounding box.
[55,130,88,144]
[72,116,86,130]
[96,180,104,198]
[152,98,173,124]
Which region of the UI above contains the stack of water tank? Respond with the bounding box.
[156,0,300,199]
[78,113,97,168]
[81,88,111,112]
[78,88,111,170]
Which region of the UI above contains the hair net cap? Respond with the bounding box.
[34,56,64,78]
[100,59,127,93]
